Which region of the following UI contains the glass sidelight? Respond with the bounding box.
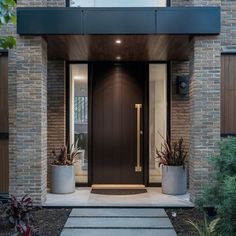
[149,64,167,183]
[70,64,88,184]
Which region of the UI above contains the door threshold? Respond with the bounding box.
[92,184,146,189]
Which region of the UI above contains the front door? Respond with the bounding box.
[92,63,147,184]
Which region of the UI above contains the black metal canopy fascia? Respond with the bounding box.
[17,7,220,35]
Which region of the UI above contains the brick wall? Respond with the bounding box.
[221,0,236,47]
[6,0,48,205]
[189,36,221,201]
[47,0,65,7]
[14,36,48,204]
[172,0,220,6]
[171,0,221,202]
[47,61,66,186]
[171,61,190,148]
[171,0,193,6]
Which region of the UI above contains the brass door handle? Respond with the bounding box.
[135,104,142,172]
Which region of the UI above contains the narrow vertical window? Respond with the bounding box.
[149,64,167,183]
[70,64,88,184]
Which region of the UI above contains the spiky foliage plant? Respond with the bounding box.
[156,137,187,166]
[187,214,220,236]
[51,140,81,165]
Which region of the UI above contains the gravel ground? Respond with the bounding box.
[0,208,71,236]
[166,208,204,236]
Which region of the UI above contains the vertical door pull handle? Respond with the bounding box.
[135,104,142,172]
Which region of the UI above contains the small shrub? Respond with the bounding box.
[1,195,38,236]
[196,137,236,236]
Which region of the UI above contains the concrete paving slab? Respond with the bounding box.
[70,208,167,217]
[64,217,173,228]
[61,228,177,236]
[45,187,194,207]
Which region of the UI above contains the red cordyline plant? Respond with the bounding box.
[156,136,188,166]
[1,195,38,236]
[52,140,81,165]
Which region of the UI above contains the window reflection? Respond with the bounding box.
[70,64,88,184]
[149,64,167,183]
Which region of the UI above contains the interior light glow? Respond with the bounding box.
[74,76,82,80]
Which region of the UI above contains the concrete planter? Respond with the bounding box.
[51,165,75,194]
[162,165,187,195]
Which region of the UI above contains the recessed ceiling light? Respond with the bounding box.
[115,39,122,44]
[116,56,121,60]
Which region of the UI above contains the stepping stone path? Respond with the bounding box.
[60,208,177,236]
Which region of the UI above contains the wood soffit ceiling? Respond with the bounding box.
[45,35,192,61]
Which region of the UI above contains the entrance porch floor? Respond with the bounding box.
[44,187,194,207]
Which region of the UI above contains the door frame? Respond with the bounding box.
[66,61,171,187]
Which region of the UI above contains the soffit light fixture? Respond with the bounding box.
[115,39,122,44]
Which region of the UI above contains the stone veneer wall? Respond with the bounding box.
[47,61,66,186]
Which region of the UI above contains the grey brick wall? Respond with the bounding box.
[14,36,48,205]
[171,61,190,148]
[171,0,220,6]
[17,0,47,7]
[170,61,190,186]
[189,36,221,202]
[221,0,236,47]
[47,61,66,186]
[171,0,193,6]
[4,0,48,205]
[47,0,65,7]
[171,0,221,202]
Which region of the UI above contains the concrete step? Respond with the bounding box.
[64,217,172,228]
[61,228,177,236]
[61,208,176,236]
[70,208,167,217]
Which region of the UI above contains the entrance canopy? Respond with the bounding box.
[45,35,191,61]
[17,7,220,61]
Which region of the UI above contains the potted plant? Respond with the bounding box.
[156,137,187,195]
[51,142,80,194]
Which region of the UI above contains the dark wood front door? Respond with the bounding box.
[92,63,147,184]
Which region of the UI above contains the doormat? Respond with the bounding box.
[91,189,147,195]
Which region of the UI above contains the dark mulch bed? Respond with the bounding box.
[166,208,204,236]
[0,208,71,236]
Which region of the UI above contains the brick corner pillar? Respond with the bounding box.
[14,37,48,205]
[189,36,221,202]
[11,0,48,205]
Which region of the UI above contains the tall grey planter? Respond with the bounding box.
[162,165,187,195]
[51,165,75,194]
